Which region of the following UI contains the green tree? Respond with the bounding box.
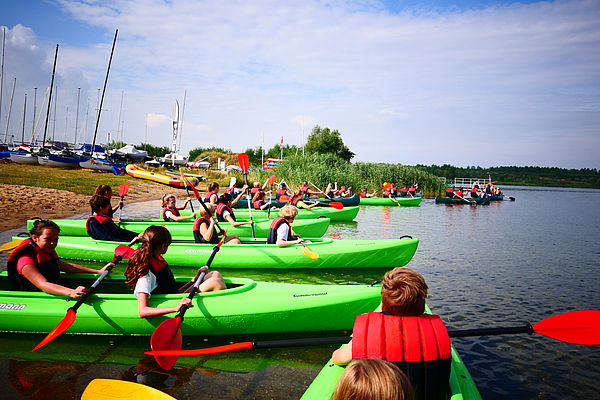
[305,125,354,161]
[139,143,170,158]
[189,146,231,162]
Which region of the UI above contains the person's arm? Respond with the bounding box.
[231,185,248,206]
[177,198,191,210]
[332,341,353,365]
[58,259,113,275]
[21,263,87,297]
[275,224,302,246]
[199,219,216,242]
[136,292,191,318]
[224,213,253,227]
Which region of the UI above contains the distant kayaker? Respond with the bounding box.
[408,184,418,196]
[289,193,318,209]
[7,219,113,297]
[161,194,195,222]
[454,187,465,199]
[359,188,376,198]
[470,184,481,199]
[192,204,241,245]
[332,358,413,400]
[398,185,408,197]
[445,185,455,198]
[204,182,220,206]
[215,192,254,227]
[494,186,503,196]
[275,182,290,200]
[252,191,274,210]
[331,267,451,400]
[338,186,353,197]
[125,225,226,318]
[95,184,123,219]
[325,182,338,198]
[87,195,142,242]
[267,205,303,246]
[250,181,263,195]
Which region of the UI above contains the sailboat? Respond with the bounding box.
[159,98,187,166]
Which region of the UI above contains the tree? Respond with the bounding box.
[189,146,231,162]
[305,125,354,161]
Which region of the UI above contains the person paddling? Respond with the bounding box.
[267,205,303,246]
[87,195,142,242]
[288,193,318,209]
[215,192,254,227]
[7,219,113,297]
[125,226,225,318]
[161,194,196,222]
[192,204,241,245]
[252,191,275,210]
[204,182,220,206]
[95,184,123,219]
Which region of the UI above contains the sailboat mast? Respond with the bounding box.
[42,44,59,148]
[4,77,16,143]
[178,89,186,153]
[74,87,80,146]
[0,27,5,143]
[21,93,27,144]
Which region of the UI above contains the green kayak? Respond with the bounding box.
[0,272,382,336]
[178,206,360,221]
[359,196,422,206]
[27,217,331,240]
[301,305,482,400]
[11,236,419,269]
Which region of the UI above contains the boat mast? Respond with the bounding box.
[177,89,186,153]
[31,87,37,142]
[116,90,124,143]
[42,44,59,149]
[0,27,5,143]
[4,77,16,143]
[74,87,80,146]
[91,29,118,157]
[21,93,26,144]
[171,99,179,167]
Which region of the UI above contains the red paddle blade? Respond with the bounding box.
[280,195,290,202]
[532,310,600,345]
[150,316,183,370]
[115,244,136,259]
[268,175,277,185]
[145,342,254,357]
[382,182,392,189]
[118,183,130,197]
[32,309,77,352]
[189,180,201,199]
[238,153,249,174]
[329,202,343,209]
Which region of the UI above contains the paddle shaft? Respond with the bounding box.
[180,169,195,213]
[68,256,121,312]
[176,244,221,317]
[188,180,226,234]
[242,174,256,238]
[309,181,331,199]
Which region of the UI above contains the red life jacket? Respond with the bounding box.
[148,256,178,294]
[267,217,293,244]
[383,190,390,196]
[161,207,180,222]
[204,191,216,201]
[250,187,260,194]
[253,200,264,209]
[299,184,309,193]
[7,239,61,291]
[216,203,235,222]
[352,312,451,400]
[360,191,367,198]
[408,186,416,194]
[192,217,219,244]
[85,214,111,233]
[290,196,302,206]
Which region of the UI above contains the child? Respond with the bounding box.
[8,219,112,297]
[288,193,318,209]
[161,194,196,222]
[204,182,220,205]
[252,191,274,210]
[192,204,241,245]
[267,205,303,246]
[215,192,254,227]
[125,226,226,318]
[275,183,289,200]
[95,184,123,219]
[332,267,451,400]
[87,195,142,242]
[332,358,413,400]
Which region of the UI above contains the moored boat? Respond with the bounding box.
[359,196,423,206]
[11,235,419,269]
[0,272,381,336]
[435,195,490,205]
[179,205,360,221]
[126,164,199,188]
[9,152,39,164]
[233,194,360,209]
[80,158,125,173]
[27,217,331,240]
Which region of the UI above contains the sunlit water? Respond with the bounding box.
[1,186,599,399]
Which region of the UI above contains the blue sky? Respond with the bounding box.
[1,0,599,169]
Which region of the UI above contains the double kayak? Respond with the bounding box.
[233,194,360,209]
[27,217,331,240]
[126,164,199,188]
[11,236,419,269]
[180,206,360,221]
[359,196,422,206]
[0,272,381,336]
[301,305,482,400]
[435,195,490,205]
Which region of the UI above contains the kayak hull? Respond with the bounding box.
[234,194,360,209]
[126,164,199,188]
[359,196,422,206]
[435,195,490,205]
[11,236,419,269]
[0,273,381,336]
[28,217,331,239]
[180,206,360,221]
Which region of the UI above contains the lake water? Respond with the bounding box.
[0,186,599,399]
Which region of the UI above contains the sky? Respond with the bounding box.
[0,0,599,169]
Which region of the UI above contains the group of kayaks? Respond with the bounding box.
[0,186,486,399]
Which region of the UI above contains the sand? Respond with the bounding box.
[0,182,173,232]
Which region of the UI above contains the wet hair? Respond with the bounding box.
[279,205,299,219]
[208,182,220,192]
[333,358,413,400]
[199,203,215,218]
[125,226,172,288]
[90,194,112,213]
[29,219,60,237]
[162,194,176,207]
[95,184,113,197]
[217,193,232,204]
[381,267,428,316]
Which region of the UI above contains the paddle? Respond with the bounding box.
[327,202,344,209]
[309,181,331,199]
[117,183,130,220]
[187,178,226,235]
[0,239,22,253]
[267,174,277,218]
[31,240,138,352]
[149,234,227,370]
[237,153,255,238]
[300,240,320,260]
[146,310,600,357]
[179,168,194,214]
[82,379,176,400]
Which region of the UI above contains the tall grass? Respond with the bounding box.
[243,154,445,196]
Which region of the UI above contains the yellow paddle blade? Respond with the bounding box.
[0,240,22,253]
[82,379,176,400]
[302,244,320,260]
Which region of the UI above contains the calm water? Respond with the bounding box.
[1,186,599,399]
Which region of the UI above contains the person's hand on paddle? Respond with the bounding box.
[118,199,124,209]
[176,297,192,312]
[98,262,115,275]
[69,285,89,298]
